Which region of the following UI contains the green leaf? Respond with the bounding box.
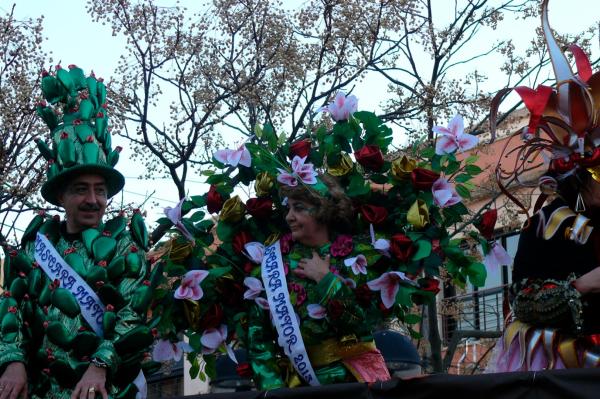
[189,210,205,223]
[465,155,479,164]
[155,217,172,226]
[204,354,217,379]
[190,195,206,207]
[189,356,200,379]
[396,285,416,307]
[346,173,371,197]
[412,240,432,261]
[466,262,487,287]
[421,147,435,159]
[465,164,483,176]
[404,313,421,325]
[444,160,460,175]
[454,173,471,183]
[208,266,232,279]
[455,184,471,200]
[216,222,234,241]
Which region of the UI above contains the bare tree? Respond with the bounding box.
[0,4,48,245]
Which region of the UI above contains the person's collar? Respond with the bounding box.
[60,221,83,242]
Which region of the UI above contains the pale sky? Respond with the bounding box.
[2,0,599,237]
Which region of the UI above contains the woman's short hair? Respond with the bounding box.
[279,174,355,234]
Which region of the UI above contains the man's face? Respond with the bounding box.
[58,174,108,233]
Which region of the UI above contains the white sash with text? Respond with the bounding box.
[34,232,105,337]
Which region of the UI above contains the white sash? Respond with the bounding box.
[33,232,105,338]
[261,240,320,386]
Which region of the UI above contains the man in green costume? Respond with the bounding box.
[0,65,156,398]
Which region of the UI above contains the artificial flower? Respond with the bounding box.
[243,242,265,264]
[355,284,373,307]
[214,144,251,167]
[419,278,441,295]
[407,199,430,228]
[327,153,354,176]
[164,198,194,242]
[232,231,253,254]
[236,362,253,378]
[344,254,368,275]
[411,168,440,190]
[330,234,353,257]
[152,339,193,362]
[360,204,388,225]
[197,304,224,331]
[255,297,270,310]
[433,114,478,155]
[390,233,416,263]
[201,324,237,363]
[327,299,344,320]
[373,238,391,257]
[475,209,497,240]
[483,242,512,270]
[219,195,246,223]
[289,282,307,306]
[280,233,293,255]
[391,155,416,180]
[289,139,311,158]
[243,277,264,300]
[367,271,416,309]
[307,304,327,319]
[174,270,209,300]
[207,185,225,214]
[432,177,461,208]
[342,277,357,289]
[355,145,384,171]
[318,91,358,121]
[254,172,275,197]
[246,198,273,219]
[277,156,317,186]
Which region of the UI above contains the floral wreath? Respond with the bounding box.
[148,92,501,379]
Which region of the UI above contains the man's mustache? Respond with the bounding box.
[79,204,101,211]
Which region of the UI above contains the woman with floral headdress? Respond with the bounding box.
[489,0,600,372]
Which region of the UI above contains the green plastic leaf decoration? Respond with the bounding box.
[465,164,483,176]
[82,142,100,165]
[455,184,471,200]
[412,240,432,261]
[74,123,94,143]
[57,136,77,167]
[465,154,479,164]
[78,99,94,120]
[466,262,487,287]
[56,67,75,93]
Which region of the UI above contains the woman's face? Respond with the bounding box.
[285,198,328,246]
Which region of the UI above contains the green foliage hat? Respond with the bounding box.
[36,64,124,206]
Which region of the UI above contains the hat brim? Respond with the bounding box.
[41,164,125,206]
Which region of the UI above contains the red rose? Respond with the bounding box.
[198,304,224,331]
[360,204,388,225]
[289,139,311,159]
[232,231,252,254]
[354,145,384,171]
[390,233,416,263]
[475,209,497,240]
[246,198,273,219]
[280,233,293,255]
[330,235,353,257]
[355,284,373,307]
[328,299,344,320]
[420,278,440,295]
[410,168,440,190]
[207,185,225,214]
[236,362,253,378]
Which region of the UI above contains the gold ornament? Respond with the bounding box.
[219,195,246,223]
[327,153,354,176]
[255,172,275,197]
[407,199,430,228]
[391,155,416,180]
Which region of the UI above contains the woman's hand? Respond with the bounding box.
[574,267,600,295]
[0,362,27,399]
[293,251,330,283]
[71,364,108,399]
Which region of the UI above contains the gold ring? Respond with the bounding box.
[88,387,96,393]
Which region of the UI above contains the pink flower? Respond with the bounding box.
[255,297,270,310]
[214,145,251,167]
[330,235,353,257]
[152,339,193,362]
[432,178,461,208]
[201,324,237,363]
[277,156,317,187]
[483,242,512,270]
[174,270,209,300]
[342,277,357,289]
[243,242,265,264]
[243,277,264,300]
[318,91,358,121]
[289,282,307,306]
[367,271,416,309]
[164,197,195,242]
[433,114,478,155]
[344,254,368,275]
[307,304,327,319]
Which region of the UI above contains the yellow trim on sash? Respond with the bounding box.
[543,207,575,240]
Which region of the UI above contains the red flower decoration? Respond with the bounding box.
[280,233,293,255]
[410,168,440,190]
[207,185,225,214]
[232,231,252,254]
[390,233,416,263]
[289,139,312,159]
[246,198,273,219]
[420,278,440,295]
[97,260,107,268]
[236,362,253,378]
[475,209,497,240]
[355,284,373,307]
[330,235,353,257]
[328,299,345,320]
[360,204,388,225]
[354,145,384,171]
